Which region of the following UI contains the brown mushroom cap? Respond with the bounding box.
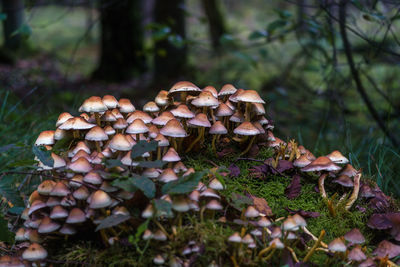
[188,113,211,128]
[50,205,68,219]
[209,121,227,135]
[22,243,48,261]
[233,122,260,136]
[80,96,107,113]
[68,157,93,173]
[35,130,55,146]
[229,110,245,123]
[113,118,128,130]
[155,90,169,106]
[56,112,74,127]
[160,119,187,138]
[143,101,160,113]
[215,102,234,117]
[171,104,195,119]
[327,150,349,164]
[191,91,219,107]
[37,180,56,195]
[159,168,179,183]
[152,111,175,126]
[333,175,354,188]
[86,126,108,141]
[328,238,347,252]
[168,81,201,95]
[102,95,119,109]
[218,84,237,97]
[89,190,112,209]
[38,216,61,233]
[236,89,265,104]
[340,164,358,177]
[162,147,181,162]
[59,117,96,130]
[293,154,312,168]
[118,98,135,113]
[154,133,170,147]
[373,240,400,259]
[126,119,149,135]
[252,103,266,115]
[66,208,86,224]
[50,181,70,197]
[301,156,341,172]
[203,86,218,98]
[348,246,367,262]
[109,134,133,151]
[344,228,365,244]
[127,110,153,124]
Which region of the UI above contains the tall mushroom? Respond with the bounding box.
[79,96,108,126]
[233,122,260,156]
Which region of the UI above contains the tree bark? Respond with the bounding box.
[153,0,187,85]
[201,0,227,50]
[338,0,399,147]
[2,0,24,50]
[92,0,146,82]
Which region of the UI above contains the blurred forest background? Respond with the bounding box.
[1,0,400,196]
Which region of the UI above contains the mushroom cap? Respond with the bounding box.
[171,104,195,118]
[229,88,245,103]
[68,157,93,173]
[209,121,228,135]
[328,238,347,252]
[348,246,367,262]
[258,217,272,227]
[229,110,245,123]
[253,121,265,134]
[127,110,152,124]
[83,172,103,185]
[293,154,312,168]
[50,205,68,219]
[104,125,116,135]
[143,101,160,113]
[102,95,119,109]
[301,156,341,172]
[126,119,149,134]
[155,90,169,106]
[269,238,284,249]
[218,84,237,96]
[59,117,96,130]
[73,186,90,200]
[209,178,224,190]
[159,168,178,183]
[22,243,48,261]
[37,180,56,195]
[71,150,91,163]
[50,181,70,197]
[236,89,265,104]
[141,204,154,218]
[28,200,47,215]
[173,161,188,173]
[282,217,299,231]
[111,108,124,119]
[153,254,165,265]
[340,164,358,177]
[56,112,74,127]
[89,190,112,209]
[59,224,77,235]
[118,98,135,113]
[86,126,108,141]
[292,214,307,227]
[162,147,181,162]
[245,206,260,218]
[142,168,160,178]
[253,103,266,115]
[206,199,223,210]
[172,198,190,212]
[151,111,175,126]
[188,113,211,128]
[228,232,242,243]
[233,122,260,136]
[66,208,86,224]
[102,110,117,122]
[38,216,61,233]
[333,175,354,188]
[216,102,234,117]
[113,118,128,130]
[35,130,55,146]
[160,119,187,138]
[154,133,170,147]
[54,128,67,140]
[80,96,107,113]
[169,81,201,95]
[109,134,133,151]
[191,91,219,107]
[344,228,365,244]
[327,150,349,164]
[373,240,400,259]
[203,86,218,98]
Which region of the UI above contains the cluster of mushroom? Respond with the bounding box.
[267,132,362,213]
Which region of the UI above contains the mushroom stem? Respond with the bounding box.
[210,108,216,123]
[73,130,79,139]
[95,112,101,126]
[230,255,240,267]
[318,173,328,199]
[258,243,276,258]
[95,141,101,153]
[181,92,187,103]
[302,226,328,248]
[286,246,299,263]
[263,247,277,261]
[239,135,256,156]
[185,128,202,153]
[157,147,161,160]
[136,134,140,142]
[303,229,325,262]
[172,138,178,151]
[211,135,217,156]
[245,102,251,122]
[345,172,361,210]
[100,229,109,247]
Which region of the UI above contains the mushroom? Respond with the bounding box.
[126,118,149,142]
[168,81,201,103]
[218,83,237,101]
[160,119,187,152]
[235,90,265,122]
[185,113,211,153]
[85,126,108,152]
[233,122,260,156]
[209,121,228,155]
[79,96,108,126]
[59,117,96,139]
[22,243,48,266]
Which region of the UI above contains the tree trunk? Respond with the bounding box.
[2,0,24,50]
[201,0,227,51]
[153,0,187,85]
[92,0,146,82]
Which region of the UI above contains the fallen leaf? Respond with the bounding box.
[228,164,240,177]
[367,213,392,230]
[248,144,259,157]
[249,164,268,179]
[248,194,273,217]
[217,147,234,158]
[285,208,320,218]
[285,174,301,199]
[276,160,293,173]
